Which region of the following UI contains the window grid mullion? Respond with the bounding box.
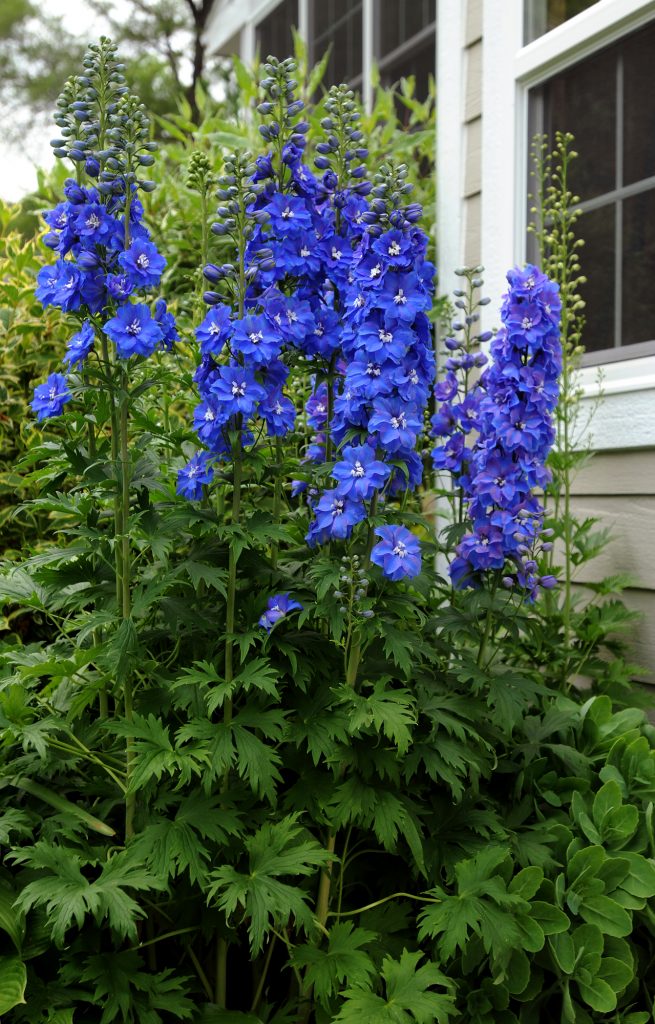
[614,51,624,347]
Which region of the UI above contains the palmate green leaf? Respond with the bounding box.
[11,843,164,944]
[337,680,416,754]
[109,713,211,793]
[333,949,455,1024]
[291,923,377,1006]
[332,778,426,874]
[206,814,329,954]
[133,792,241,885]
[78,950,194,1024]
[0,956,27,1014]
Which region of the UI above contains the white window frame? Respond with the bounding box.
[480,0,655,450]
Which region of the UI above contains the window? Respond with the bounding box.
[377,0,436,105]
[524,0,600,43]
[527,19,655,355]
[256,0,298,60]
[309,0,363,89]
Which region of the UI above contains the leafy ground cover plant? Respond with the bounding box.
[0,40,654,1024]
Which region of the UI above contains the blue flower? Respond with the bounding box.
[260,388,296,436]
[118,239,166,288]
[193,399,226,444]
[332,444,390,500]
[209,365,267,419]
[370,525,421,581]
[308,491,366,544]
[176,451,214,499]
[103,303,164,359]
[63,321,95,367]
[106,273,135,301]
[258,593,303,633]
[31,372,71,421]
[154,298,179,349]
[265,194,313,235]
[73,203,119,244]
[196,305,232,356]
[381,272,428,325]
[368,398,421,451]
[231,314,283,366]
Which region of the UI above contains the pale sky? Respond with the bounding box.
[1,0,123,201]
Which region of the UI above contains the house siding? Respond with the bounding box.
[463,0,483,267]
[569,452,655,678]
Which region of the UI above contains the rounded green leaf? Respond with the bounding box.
[0,885,24,951]
[576,977,617,1013]
[597,955,634,994]
[529,900,570,935]
[578,895,632,937]
[548,933,575,975]
[0,956,27,1013]
[508,867,543,901]
[505,948,530,995]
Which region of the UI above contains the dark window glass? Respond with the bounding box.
[310,0,363,87]
[623,22,655,187]
[527,19,655,354]
[623,191,655,346]
[379,0,435,59]
[578,206,615,352]
[525,0,600,43]
[380,34,435,107]
[537,44,616,201]
[256,0,298,60]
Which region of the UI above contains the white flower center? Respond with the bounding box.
[379,329,393,344]
[521,316,533,329]
[388,241,401,256]
[274,401,283,415]
[126,319,141,335]
[391,413,407,429]
[204,409,214,421]
[249,331,264,344]
[394,288,407,305]
[332,247,342,261]
[351,460,365,478]
[209,322,220,335]
[136,253,150,269]
[370,263,382,278]
[526,276,535,288]
[354,295,365,308]
[332,499,344,516]
[87,213,100,229]
[282,206,293,219]
[367,363,380,377]
[48,387,57,400]
[301,246,310,257]
[392,541,407,557]
[232,381,246,397]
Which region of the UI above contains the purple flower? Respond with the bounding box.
[260,388,296,436]
[370,525,421,581]
[154,299,178,349]
[31,372,71,421]
[368,398,421,451]
[309,491,366,543]
[63,321,95,367]
[103,303,164,359]
[332,444,390,500]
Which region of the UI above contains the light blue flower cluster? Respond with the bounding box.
[31,40,176,421]
[440,265,561,596]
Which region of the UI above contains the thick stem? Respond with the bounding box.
[119,370,135,841]
[271,437,283,569]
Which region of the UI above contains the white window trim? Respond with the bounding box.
[480,0,655,449]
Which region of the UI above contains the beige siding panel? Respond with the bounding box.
[464,116,482,196]
[572,584,655,681]
[570,449,655,497]
[464,192,481,266]
[565,496,655,589]
[465,0,483,46]
[465,41,483,121]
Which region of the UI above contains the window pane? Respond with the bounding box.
[256,0,298,60]
[622,190,655,346]
[531,43,617,201]
[524,0,600,43]
[380,35,435,106]
[623,22,655,187]
[379,0,435,59]
[311,0,363,87]
[579,205,615,352]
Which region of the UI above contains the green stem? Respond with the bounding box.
[119,374,135,841]
[251,935,277,1013]
[272,437,283,569]
[215,936,228,1007]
